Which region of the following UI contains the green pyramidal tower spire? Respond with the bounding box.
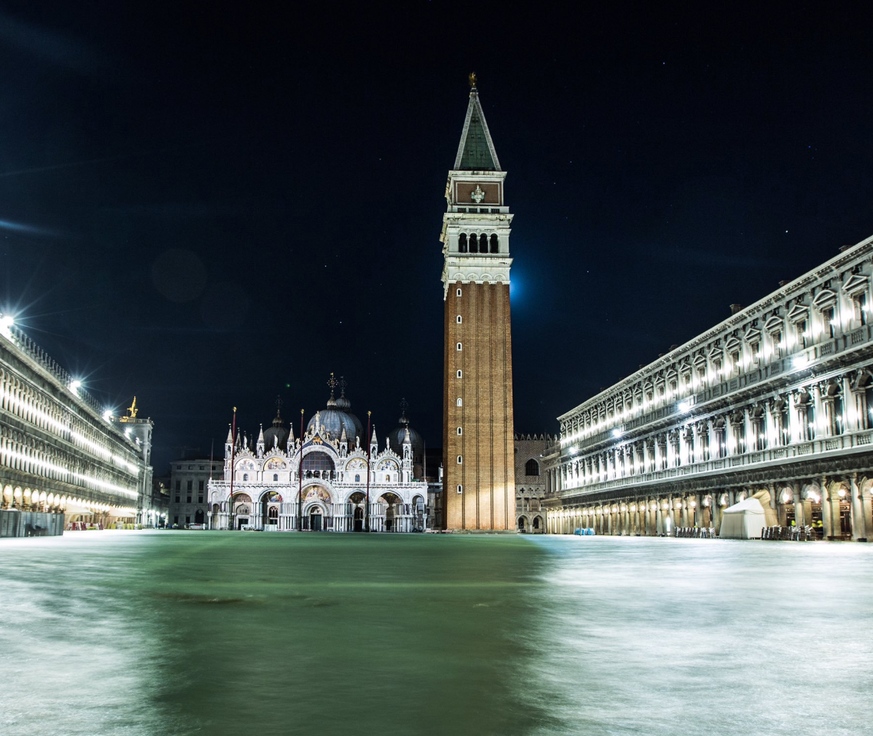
[453,73,502,171]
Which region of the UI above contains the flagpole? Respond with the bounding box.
[298,408,304,531]
[228,407,237,531]
[207,438,214,530]
[366,410,372,533]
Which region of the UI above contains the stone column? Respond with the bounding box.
[768,483,779,527]
[792,393,806,442]
[852,386,865,432]
[845,373,862,432]
[863,482,873,540]
[771,399,784,447]
[821,476,835,539]
[821,395,836,438]
[792,482,805,527]
[713,494,723,535]
[742,407,753,453]
[813,385,826,439]
[850,473,866,541]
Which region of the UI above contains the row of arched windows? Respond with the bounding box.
[0,368,136,471]
[561,274,873,443]
[561,376,873,489]
[459,233,499,254]
[0,422,137,498]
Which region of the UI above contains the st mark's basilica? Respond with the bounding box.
[207,377,430,532]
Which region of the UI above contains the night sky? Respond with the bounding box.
[1,3,871,473]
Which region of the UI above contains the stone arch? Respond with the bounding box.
[802,482,822,502]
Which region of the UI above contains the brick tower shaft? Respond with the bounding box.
[440,75,515,531]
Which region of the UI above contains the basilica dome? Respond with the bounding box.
[262,410,289,450]
[388,403,424,459]
[307,380,363,443]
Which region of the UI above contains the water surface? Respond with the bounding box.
[0,532,869,735]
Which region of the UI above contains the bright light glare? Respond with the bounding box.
[792,354,809,369]
[612,428,623,438]
[0,314,13,338]
[678,400,692,413]
[102,409,113,422]
[69,380,82,396]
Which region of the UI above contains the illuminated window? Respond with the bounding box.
[456,342,462,351]
[797,319,809,348]
[456,315,462,324]
[821,307,835,338]
[456,288,462,297]
[457,427,462,435]
[852,292,868,325]
[457,485,463,494]
[729,350,740,372]
[457,398,462,407]
[456,370,462,378]
[302,451,336,474]
[457,455,462,464]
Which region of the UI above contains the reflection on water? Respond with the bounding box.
[0,532,870,735]
[523,535,873,736]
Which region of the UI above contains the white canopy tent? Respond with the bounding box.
[63,502,95,516]
[719,497,766,539]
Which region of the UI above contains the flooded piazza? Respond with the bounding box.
[0,532,870,736]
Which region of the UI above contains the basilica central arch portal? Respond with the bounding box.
[301,484,332,531]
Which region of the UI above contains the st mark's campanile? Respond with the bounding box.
[441,74,515,531]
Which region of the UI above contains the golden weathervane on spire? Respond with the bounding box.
[468,72,477,89]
